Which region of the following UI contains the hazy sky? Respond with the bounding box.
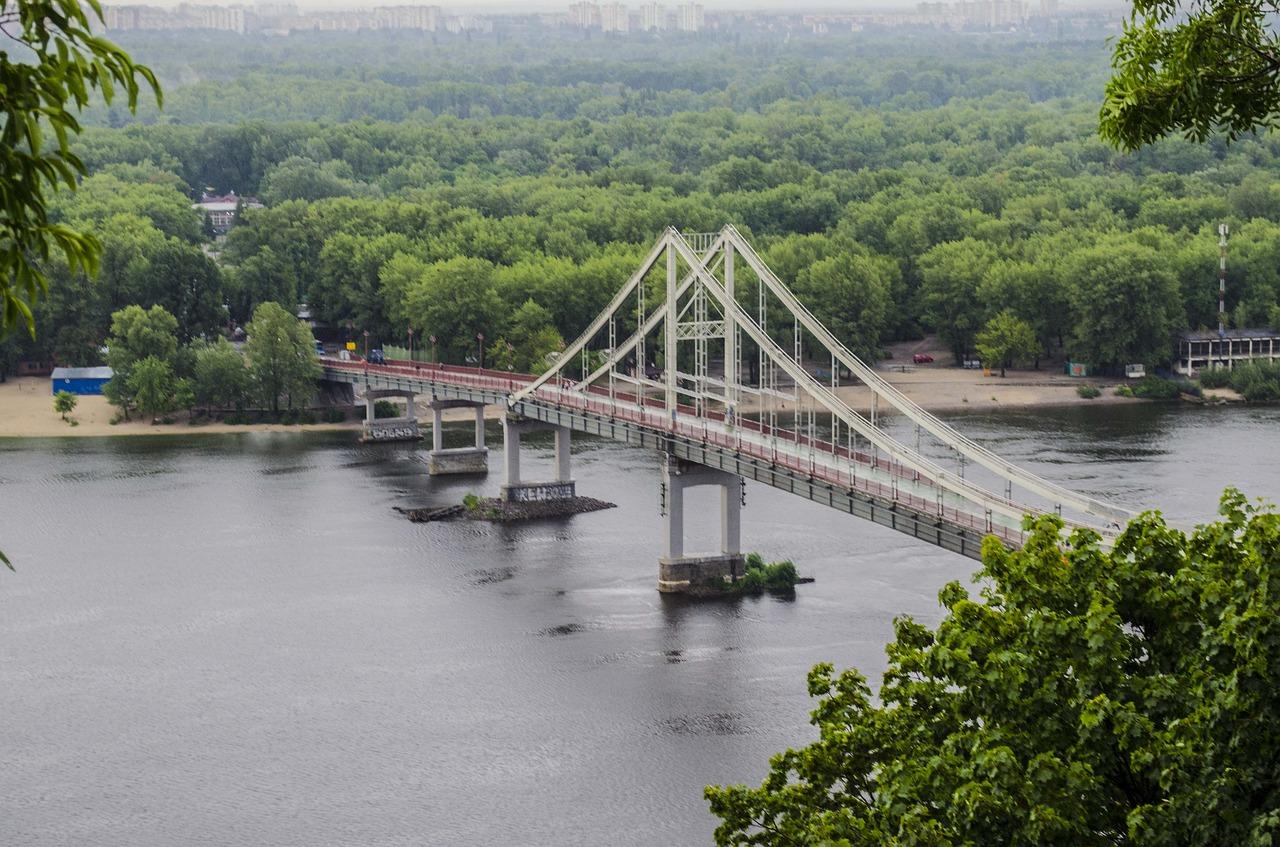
[278,1,977,11]
[138,0,1118,13]
[136,0,1115,12]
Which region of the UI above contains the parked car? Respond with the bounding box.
[314,340,325,355]
[912,353,934,364]
[369,349,386,365]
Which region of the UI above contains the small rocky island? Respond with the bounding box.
[399,493,615,523]
[685,552,812,598]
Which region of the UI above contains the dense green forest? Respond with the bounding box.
[7,28,1280,376]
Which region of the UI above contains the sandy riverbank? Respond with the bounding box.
[732,368,1141,417]
[0,378,514,439]
[0,377,358,438]
[733,337,1145,414]
[848,338,1138,411]
[836,364,1138,414]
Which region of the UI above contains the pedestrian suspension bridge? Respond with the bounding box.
[321,226,1132,593]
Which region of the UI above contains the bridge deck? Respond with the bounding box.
[318,358,1103,560]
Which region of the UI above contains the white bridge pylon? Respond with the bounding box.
[512,225,1131,537]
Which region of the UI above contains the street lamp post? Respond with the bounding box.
[477,333,485,370]
[363,330,370,361]
[429,335,437,365]
[407,327,414,362]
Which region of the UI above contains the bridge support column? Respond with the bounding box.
[501,417,576,502]
[426,399,489,475]
[658,455,745,595]
[361,389,422,443]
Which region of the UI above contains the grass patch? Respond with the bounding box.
[737,552,800,593]
[698,552,802,596]
[1076,385,1101,399]
[1132,376,1183,400]
[1115,385,1133,397]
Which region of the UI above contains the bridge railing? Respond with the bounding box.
[322,357,537,394]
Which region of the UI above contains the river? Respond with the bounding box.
[2,403,1277,846]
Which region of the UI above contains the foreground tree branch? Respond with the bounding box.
[1102,0,1280,149]
[0,0,161,336]
[709,489,1280,845]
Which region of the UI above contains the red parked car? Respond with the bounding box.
[912,353,935,364]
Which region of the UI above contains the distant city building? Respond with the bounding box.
[372,5,440,30]
[102,3,467,34]
[567,2,632,32]
[99,0,1106,37]
[103,6,141,29]
[568,2,630,31]
[254,0,296,18]
[105,3,246,32]
[568,1,600,28]
[675,2,703,32]
[193,191,263,235]
[444,14,491,33]
[1174,329,1280,376]
[913,0,1029,28]
[600,2,629,32]
[195,4,245,32]
[639,2,663,31]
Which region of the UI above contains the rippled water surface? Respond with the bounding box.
[2,404,1277,846]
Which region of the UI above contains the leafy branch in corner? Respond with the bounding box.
[0,0,161,336]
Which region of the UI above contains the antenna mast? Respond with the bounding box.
[1218,222,1229,336]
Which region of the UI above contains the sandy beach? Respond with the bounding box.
[831,363,1136,414]
[737,337,1143,415]
[0,377,523,438]
[0,377,354,438]
[729,366,1139,418]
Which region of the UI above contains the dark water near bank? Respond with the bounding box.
[2,404,1277,846]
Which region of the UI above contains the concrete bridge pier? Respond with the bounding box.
[361,389,422,443]
[500,417,575,502]
[658,455,745,594]
[426,399,489,475]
